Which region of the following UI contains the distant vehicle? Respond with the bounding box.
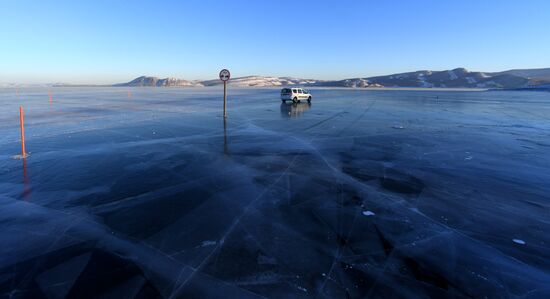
[281,88,312,103]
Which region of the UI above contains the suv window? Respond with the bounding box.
[282,88,291,93]
[292,89,297,93]
[298,89,303,94]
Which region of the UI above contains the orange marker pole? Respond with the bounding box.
[49,91,53,104]
[19,106,26,158]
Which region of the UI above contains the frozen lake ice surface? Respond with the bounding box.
[1,87,549,298]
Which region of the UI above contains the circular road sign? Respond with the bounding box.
[219,69,230,82]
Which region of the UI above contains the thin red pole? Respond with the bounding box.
[19,106,26,158]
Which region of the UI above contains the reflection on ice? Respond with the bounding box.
[0,87,549,298]
[22,159,31,200]
[280,102,312,118]
[223,117,230,156]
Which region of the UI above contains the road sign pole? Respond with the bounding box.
[223,81,227,118]
[219,69,230,118]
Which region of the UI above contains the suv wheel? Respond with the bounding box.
[307,97,312,103]
[292,97,298,104]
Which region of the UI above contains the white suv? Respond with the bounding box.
[281,88,312,103]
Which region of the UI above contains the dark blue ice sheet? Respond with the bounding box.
[0,87,549,298]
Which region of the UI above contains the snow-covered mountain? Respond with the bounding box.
[201,76,320,87]
[115,68,550,89]
[116,76,384,88]
[115,76,203,87]
[363,68,533,89]
[310,78,383,88]
[490,68,550,80]
[489,68,550,86]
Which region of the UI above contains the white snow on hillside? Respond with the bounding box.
[448,70,458,80]
[202,76,320,87]
[340,78,382,88]
[417,74,434,88]
[466,77,477,84]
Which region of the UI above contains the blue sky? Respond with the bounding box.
[1,0,549,84]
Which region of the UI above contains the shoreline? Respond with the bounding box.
[9,85,489,92]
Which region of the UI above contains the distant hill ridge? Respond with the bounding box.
[113,76,202,87]
[110,67,550,89]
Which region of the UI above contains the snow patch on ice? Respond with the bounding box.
[513,239,526,245]
[11,154,30,160]
[198,240,217,247]
[362,211,376,216]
